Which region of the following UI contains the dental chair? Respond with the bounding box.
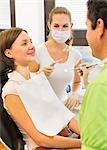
[0,63,25,150]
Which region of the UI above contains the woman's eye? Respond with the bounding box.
[22,42,27,46]
[63,25,68,28]
[54,25,59,28]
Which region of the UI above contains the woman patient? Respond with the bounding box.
[0,27,81,150]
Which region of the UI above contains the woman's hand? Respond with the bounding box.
[76,63,92,87]
[76,63,90,76]
[64,93,81,110]
[40,65,54,76]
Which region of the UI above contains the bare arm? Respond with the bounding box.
[64,60,83,110]
[72,60,82,92]
[68,118,80,135]
[5,95,81,148]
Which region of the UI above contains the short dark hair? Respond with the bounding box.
[0,27,27,73]
[87,0,107,29]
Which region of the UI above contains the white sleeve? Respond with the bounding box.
[2,81,19,100]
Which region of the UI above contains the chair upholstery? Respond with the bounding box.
[0,63,25,150]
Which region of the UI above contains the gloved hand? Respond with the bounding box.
[76,62,92,76]
[76,62,93,87]
[40,65,54,76]
[64,93,81,110]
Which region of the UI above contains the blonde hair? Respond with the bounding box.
[48,7,73,45]
[48,7,71,24]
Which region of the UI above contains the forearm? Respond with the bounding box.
[40,135,81,148]
[68,118,80,135]
[72,81,81,92]
[22,119,81,148]
[19,115,81,148]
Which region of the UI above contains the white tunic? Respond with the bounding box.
[36,43,82,101]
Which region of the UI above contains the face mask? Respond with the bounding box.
[51,29,70,43]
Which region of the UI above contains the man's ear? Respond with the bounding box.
[5,49,13,58]
[97,18,104,37]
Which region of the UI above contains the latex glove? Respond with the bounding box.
[76,62,94,87]
[40,65,54,76]
[64,93,81,110]
[76,62,92,76]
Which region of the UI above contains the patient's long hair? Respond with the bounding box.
[0,27,27,73]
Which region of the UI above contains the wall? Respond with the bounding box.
[15,0,45,46]
[55,0,87,29]
[0,0,11,29]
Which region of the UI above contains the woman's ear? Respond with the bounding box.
[5,49,13,58]
[47,22,51,30]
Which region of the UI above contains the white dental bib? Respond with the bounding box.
[16,72,74,136]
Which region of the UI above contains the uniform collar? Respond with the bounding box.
[8,71,36,84]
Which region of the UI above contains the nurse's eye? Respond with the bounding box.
[63,24,68,28]
[54,24,59,28]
